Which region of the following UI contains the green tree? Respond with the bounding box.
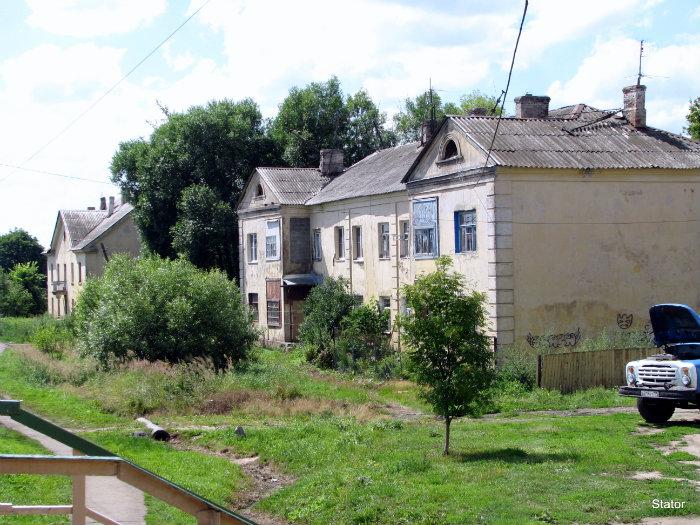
[0,262,46,317]
[686,97,700,140]
[344,90,396,165]
[400,256,494,455]
[0,229,45,274]
[271,76,348,167]
[74,255,257,370]
[110,99,278,279]
[394,89,501,143]
[298,276,356,368]
[336,300,392,369]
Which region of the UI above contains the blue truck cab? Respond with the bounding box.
[619,304,700,424]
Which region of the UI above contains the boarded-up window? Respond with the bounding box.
[290,217,311,263]
[413,198,438,258]
[266,279,281,327]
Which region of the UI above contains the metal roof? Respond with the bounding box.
[72,203,134,250]
[449,113,700,170]
[257,167,329,205]
[307,142,421,205]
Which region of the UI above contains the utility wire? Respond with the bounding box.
[0,163,111,184]
[0,0,212,185]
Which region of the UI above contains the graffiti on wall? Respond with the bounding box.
[616,313,633,330]
[526,327,581,349]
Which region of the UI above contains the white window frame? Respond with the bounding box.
[265,220,280,261]
[312,229,322,261]
[412,197,439,259]
[378,222,390,259]
[335,226,345,260]
[247,233,258,263]
[456,210,477,253]
[399,220,410,258]
[352,225,363,261]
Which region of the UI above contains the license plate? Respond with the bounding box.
[641,390,660,398]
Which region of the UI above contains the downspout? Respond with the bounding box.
[394,201,401,354]
[347,208,353,296]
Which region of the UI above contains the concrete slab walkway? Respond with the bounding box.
[0,341,146,524]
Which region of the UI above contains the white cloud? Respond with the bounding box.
[25,0,167,37]
[546,36,700,132]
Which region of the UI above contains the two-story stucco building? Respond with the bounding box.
[45,196,140,317]
[238,85,700,351]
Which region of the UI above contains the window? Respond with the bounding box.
[247,233,258,263]
[335,226,345,260]
[63,264,67,283]
[254,184,265,199]
[266,279,281,327]
[352,226,363,260]
[71,263,74,285]
[455,210,477,253]
[413,198,438,258]
[78,262,82,283]
[50,263,54,281]
[312,229,322,261]
[248,293,259,322]
[379,296,391,332]
[378,223,390,259]
[442,139,458,160]
[399,221,409,258]
[56,264,60,280]
[51,298,54,315]
[265,220,280,260]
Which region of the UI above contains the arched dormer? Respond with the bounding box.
[438,136,461,163]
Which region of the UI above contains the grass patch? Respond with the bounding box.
[0,426,71,524]
[0,316,63,344]
[187,413,700,525]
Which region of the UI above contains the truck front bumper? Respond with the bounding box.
[619,386,697,401]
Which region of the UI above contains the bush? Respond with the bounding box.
[495,343,537,390]
[0,262,46,317]
[32,324,73,358]
[335,301,392,371]
[74,255,257,370]
[0,315,60,343]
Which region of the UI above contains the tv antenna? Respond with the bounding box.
[637,40,644,86]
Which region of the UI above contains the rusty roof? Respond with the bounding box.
[257,167,330,205]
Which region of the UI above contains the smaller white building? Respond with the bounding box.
[45,196,140,317]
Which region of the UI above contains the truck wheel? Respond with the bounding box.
[637,398,675,424]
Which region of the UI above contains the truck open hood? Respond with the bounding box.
[649,304,700,347]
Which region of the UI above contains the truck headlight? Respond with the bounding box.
[627,366,636,385]
[681,367,692,387]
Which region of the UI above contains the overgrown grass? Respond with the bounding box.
[185,412,700,525]
[0,426,71,524]
[0,316,64,344]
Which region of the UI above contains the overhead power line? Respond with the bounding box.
[0,163,111,184]
[0,0,212,185]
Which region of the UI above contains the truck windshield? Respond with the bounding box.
[670,344,700,360]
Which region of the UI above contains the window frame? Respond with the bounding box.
[266,279,281,328]
[412,197,439,259]
[248,293,259,322]
[78,262,82,283]
[378,222,391,259]
[455,209,477,253]
[312,229,322,261]
[352,225,363,261]
[247,233,258,263]
[335,226,345,260]
[265,220,280,261]
[399,220,410,258]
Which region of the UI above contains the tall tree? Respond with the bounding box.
[0,229,45,274]
[394,89,501,143]
[271,76,348,167]
[110,99,278,279]
[400,256,494,455]
[344,90,396,166]
[0,262,46,317]
[686,97,700,141]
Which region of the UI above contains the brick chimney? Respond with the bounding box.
[514,94,550,119]
[99,197,106,210]
[623,84,646,128]
[420,120,436,145]
[319,149,344,176]
[107,196,115,217]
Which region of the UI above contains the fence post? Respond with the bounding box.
[537,354,542,388]
[71,449,86,525]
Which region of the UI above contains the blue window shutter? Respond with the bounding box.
[454,211,461,253]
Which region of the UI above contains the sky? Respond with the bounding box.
[1,0,699,247]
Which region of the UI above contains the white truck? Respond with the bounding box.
[619,304,700,424]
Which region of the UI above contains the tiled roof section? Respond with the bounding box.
[307,142,421,205]
[257,168,330,205]
[72,203,134,250]
[450,112,700,170]
[60,210,107,248]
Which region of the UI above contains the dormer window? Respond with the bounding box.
[442,139,458,160]
[254,184,265,200]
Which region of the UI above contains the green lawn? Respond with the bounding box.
[0,344,697,525]
[0,316,62,344]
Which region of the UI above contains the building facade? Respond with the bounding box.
[45,196,140,317]
[238,85,700,351]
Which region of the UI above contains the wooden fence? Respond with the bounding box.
[537,347,655,393]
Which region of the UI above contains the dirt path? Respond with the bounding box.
[0,415,147,525]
